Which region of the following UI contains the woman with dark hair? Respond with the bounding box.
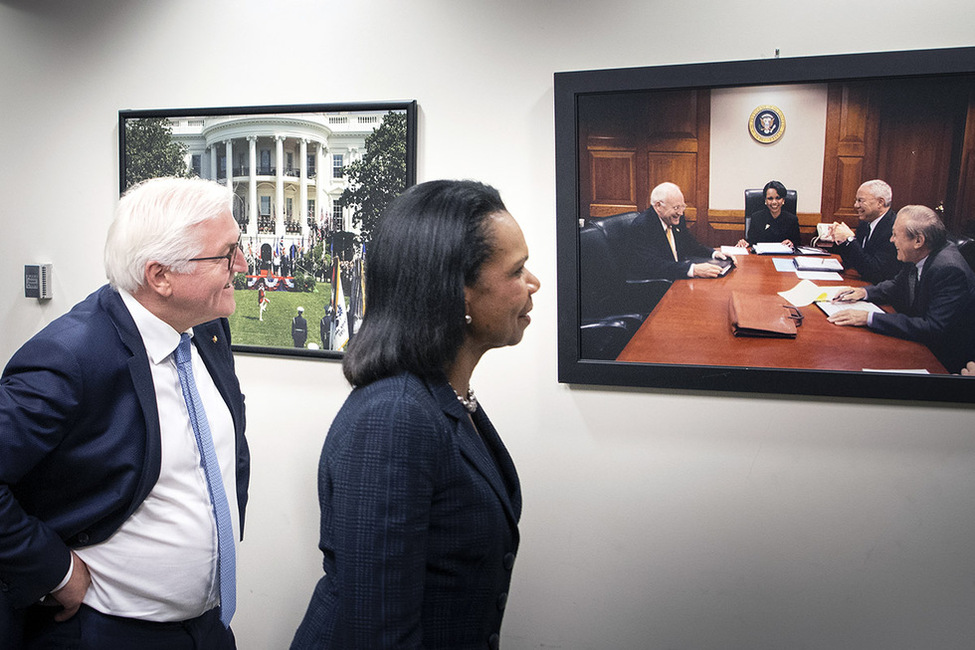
[291,179,540,650]
[736,179,801,250]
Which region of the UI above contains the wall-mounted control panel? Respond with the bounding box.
[25,264,52,300]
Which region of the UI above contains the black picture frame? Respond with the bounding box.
[555,48,975,403]
[119,101,417,359]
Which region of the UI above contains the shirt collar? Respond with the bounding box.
[118,289,194,364]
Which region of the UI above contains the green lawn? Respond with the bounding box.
[229,286,337,349]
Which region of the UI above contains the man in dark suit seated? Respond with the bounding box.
[0,178,249,649]
[827,205,975,372]
[625,181,731,281]
[829,179,903,283]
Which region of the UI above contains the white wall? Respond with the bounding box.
[2,1,975,648]
[709,84,828,212]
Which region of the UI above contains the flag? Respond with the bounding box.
[330,262,349,351]
[349,256,366,335]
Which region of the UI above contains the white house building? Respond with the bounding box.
[166,110,394,268]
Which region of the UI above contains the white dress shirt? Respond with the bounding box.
[73,289,239,621]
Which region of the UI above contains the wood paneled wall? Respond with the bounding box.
[578,75,975,249]
[821,77,975,237]
[579,90,711,236]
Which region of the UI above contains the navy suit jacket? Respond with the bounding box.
[625,208,716,281]
[835,209,903,283]
[0,285,248,613]
[866,243,975,372]
[291,372,521,650]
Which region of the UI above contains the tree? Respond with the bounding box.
[123,117,189,190]
[339,111,408,246]
[297,241,331,280]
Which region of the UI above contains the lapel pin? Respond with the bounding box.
[212,335,218,343]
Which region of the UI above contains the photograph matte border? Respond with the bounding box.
[119,100,418,360]
[555,47,975,404]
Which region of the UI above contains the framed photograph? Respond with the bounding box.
[119,101,418,358]
[555,48,975,403]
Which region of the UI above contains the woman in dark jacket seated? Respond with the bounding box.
[736,180,801,250]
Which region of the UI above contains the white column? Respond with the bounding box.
[317,143,327,233]
[275,136,285,236]
[224,140,233,190]
[327,150,336,229]
[209,144,218,181]
[247,136,257,237]
[299,139,309,240]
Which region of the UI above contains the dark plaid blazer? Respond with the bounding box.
[291,372,521,650]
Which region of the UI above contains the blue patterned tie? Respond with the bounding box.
[174,333,236,628]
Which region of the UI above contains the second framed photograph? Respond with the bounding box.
[119,101,418,359]
[555,48,975,404]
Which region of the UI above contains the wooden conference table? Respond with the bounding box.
[616,253,948,373]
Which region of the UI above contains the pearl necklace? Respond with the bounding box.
[454,387,478,413]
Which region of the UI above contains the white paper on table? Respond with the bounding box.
[814,300,884,317]
[720,245,750,256]
[772,258,798,272]
[753,242,794,255]
[777,279,845,306]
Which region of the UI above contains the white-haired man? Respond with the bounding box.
[829,179,903,283]
[625,182,731,281]
[829,205,975,372]
[0,177,249,648]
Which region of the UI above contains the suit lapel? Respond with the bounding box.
[864,210,893,251]
[671,223,684,259]
[471,407,522,525]
[98,286,162,507]
[651,210,676,259]
[914,245,946,312]
[856,221,870,248]
[427,376,521,529]
[193,320,243,438]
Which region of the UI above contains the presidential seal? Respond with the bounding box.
[748,105,785,144]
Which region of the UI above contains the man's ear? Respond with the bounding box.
[143,261,174,298]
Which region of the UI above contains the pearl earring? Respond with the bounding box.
[465,314,472,325]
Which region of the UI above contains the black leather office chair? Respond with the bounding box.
[954,236,975,273]
[744,188,798,236]
[578,212,672,359]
